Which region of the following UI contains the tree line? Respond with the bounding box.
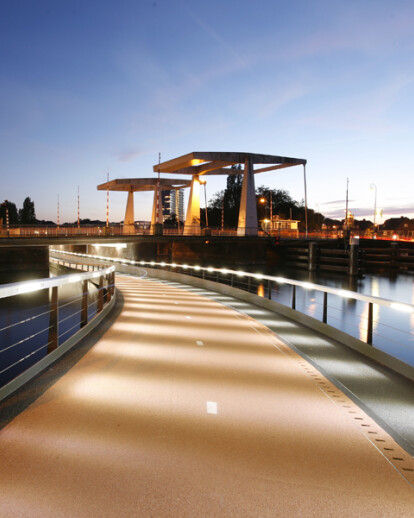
[0,197,37,225]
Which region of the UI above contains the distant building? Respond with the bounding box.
[161,189,184,222]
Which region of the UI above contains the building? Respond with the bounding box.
[161,189,184,222]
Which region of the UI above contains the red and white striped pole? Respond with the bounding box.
[106,172,109,229]
[77,185,80,229]
[156,152,161,224]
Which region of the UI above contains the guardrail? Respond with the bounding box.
[50,249,414,370]
[0,263,115,394]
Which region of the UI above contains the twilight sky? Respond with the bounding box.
[1,0,413,224]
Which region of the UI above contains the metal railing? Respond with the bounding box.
[50,249,414,369]
[0,264,115,391]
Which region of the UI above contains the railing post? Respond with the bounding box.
[202,270,206,280]
[98,275,104,313]
[106,273,111,303]
[216,271,219,283]
[48,286,59,353]
[247,276,251,292]
[322,291,328,324]
[267,280,272,300]
[230,273,234,287]
[367,302,373,345]
[292,285,296,310]
[110,271,115,296]
[80,280,88,327]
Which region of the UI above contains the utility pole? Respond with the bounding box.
[77,185,80,229]
[106,172,109,229]
[156,152,161,225]
[345,177,349,229]
[57,194,60,230]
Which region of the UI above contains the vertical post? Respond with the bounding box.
[106,172,110,229]
[247,276,251,292]
[230,273,234,287]
[216,271,219,283]
[267,279,272,300]
[202,269,206,280]
[349,237,359,277]
[80,280,88,328]
[292,285,296,310]
[237,156,258,236]
[322,292,328,324]
[367,302,373,345]
[48,286,59,353]
[106,274,111,302]
[98,275,104,313]
[308,242,317,271]
[111,271,115,296]
[303,164,308,238]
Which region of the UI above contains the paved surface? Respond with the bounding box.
[165,280,414,455]
[1,275,414,517]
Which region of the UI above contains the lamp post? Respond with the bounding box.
[260,192,273,232]
[199,179,208,227]
[370,183,377,229]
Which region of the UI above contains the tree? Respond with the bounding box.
[0,200,19,225]
[207,165,243,227]
[19,197,36,224]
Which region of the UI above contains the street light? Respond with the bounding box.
[370,183,377,229]
[259,192,273,227]
[199,179,208,227]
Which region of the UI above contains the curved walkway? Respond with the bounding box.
[0,275,413,517]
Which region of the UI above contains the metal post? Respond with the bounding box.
[247,276,251,292]
[216,271,219,283]
[309,242,317,271]
[292,285,296,310]
[111,271,115,296]
[349,240,359,277]
[106,274,111,303]
[202,269,206,280]
[48,286,59,353]
[303,164,308,238]
[367,302,373,345]
[322,292,328,324]
[267,280,272,300]
[230,273,234,287]
[80,280,88,327]
[98,275,104,313]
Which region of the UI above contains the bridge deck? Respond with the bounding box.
[0,275,413,517]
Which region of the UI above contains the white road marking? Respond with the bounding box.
[207,401,218,414]
[196,340,204,346]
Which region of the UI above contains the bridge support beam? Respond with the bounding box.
[237,156,258,236]
[124,189,135,234]
[184,175,201,235]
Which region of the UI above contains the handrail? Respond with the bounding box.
[0,264,115,300]
[0,263,116,396]
[49,249,414,313]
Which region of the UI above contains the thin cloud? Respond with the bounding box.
[114,148,147,162]
[183,5,248,69]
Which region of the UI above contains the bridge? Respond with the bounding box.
[0,251,413,516]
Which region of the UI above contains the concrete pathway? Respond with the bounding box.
[1,275,413,517]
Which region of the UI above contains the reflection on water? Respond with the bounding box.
[266,268,414,367]
[0,265,99,388]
